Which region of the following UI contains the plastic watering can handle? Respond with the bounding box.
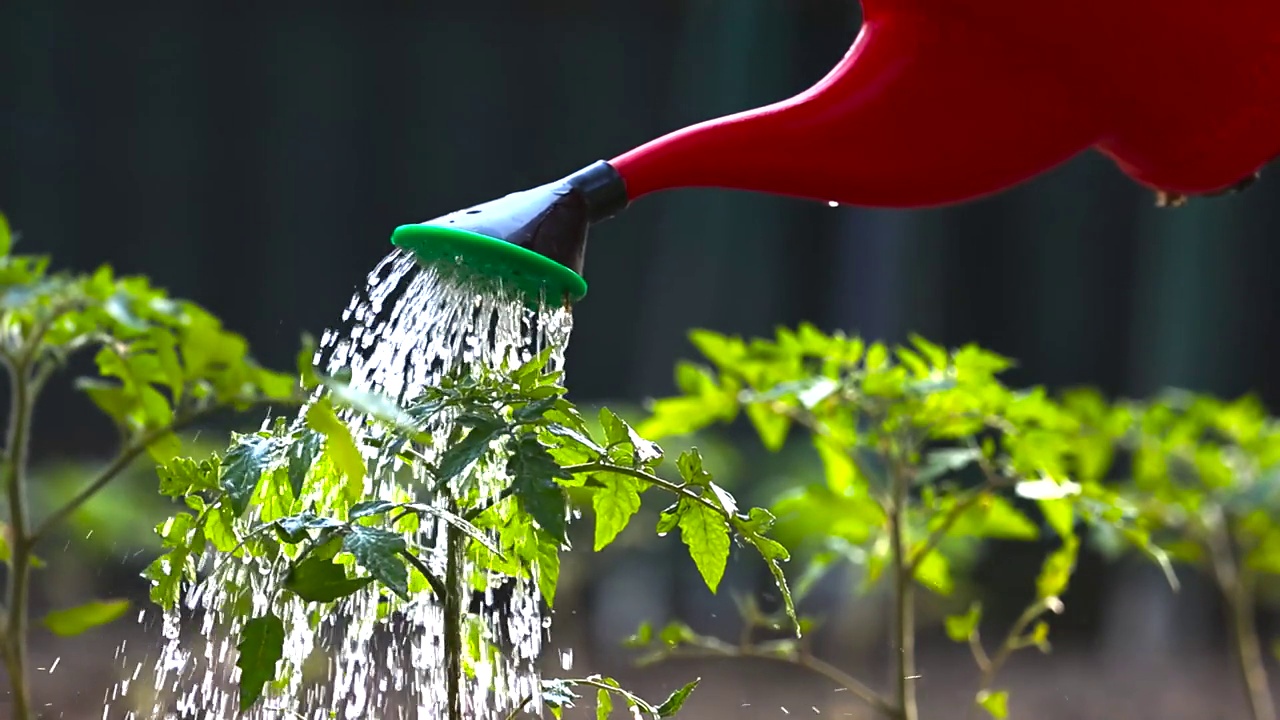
[609,0,1280,208]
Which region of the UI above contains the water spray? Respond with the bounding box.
[395,0,1280,305]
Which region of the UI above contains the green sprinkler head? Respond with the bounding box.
[390,161,628,307]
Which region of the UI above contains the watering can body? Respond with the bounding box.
[611,0,1280,207]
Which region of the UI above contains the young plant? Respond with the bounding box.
[1074,389,1280,720]
[149,349,794,719]
[0,215,304,720]
[628,327,1172,720]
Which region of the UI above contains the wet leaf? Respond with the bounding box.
[285,556,374,603]
[221,434,283,516]
[342,526,408,600]
[508,436,570,545]
[237,613,285,711]
[287,431,323,499]
[305,400,366,500]
[656,678,700,717]
[43,599,130,636]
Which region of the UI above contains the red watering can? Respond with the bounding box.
[395,0,1280,302]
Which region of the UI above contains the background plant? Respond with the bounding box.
[626,326,1180,720]
[0,214,306,720]
[1064,389,1280,720]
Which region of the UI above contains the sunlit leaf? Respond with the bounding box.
[509,436,571,545]
[43,598,130,636]
[677,501,730,592]
[655,678,700,717]
[592,472,642,551]
[977,689,1009,719]
[944,602,982,642]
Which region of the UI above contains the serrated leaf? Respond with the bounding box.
[237,613,285,712]
[285,556,374,603]
[342,526,408,600]
[287,431,323,499]
[274,513,344,544]
[592,473,642,551]
[677,501,730,592]
[656,678,700,717]
[508,436,571,545]
[438,418,506,483]
[221,435,282,517]
[977,689,1009,719]
[43,599,130,636]
[676,449,712,487]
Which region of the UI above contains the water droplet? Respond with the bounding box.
[827,201,840,208]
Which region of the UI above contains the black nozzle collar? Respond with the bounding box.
[418,160,629,276]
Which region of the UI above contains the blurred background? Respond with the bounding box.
[1,1,1278,718]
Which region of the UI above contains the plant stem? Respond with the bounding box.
[639,639,894,716]
[30,402,236,544]
[963,598,1058,720]
[562,462,732,522]
[1208,516,1277,720]
[3,366,35,720]
[443,503,464,720]
[888,460,917,720]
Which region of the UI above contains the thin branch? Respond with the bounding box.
[562,462,732,523]
[30,399,263,544]
[638,637,894,717]
[964,598,1060,720]
[907,461,1011,574]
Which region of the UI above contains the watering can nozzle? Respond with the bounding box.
[392,161,628,306]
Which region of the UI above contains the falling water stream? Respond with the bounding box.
[109,250,573,719]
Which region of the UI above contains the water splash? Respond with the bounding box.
[115,250,573,719]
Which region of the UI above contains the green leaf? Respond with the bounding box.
[592,472,642,551]
[349,500,399,520]
[655,678,700,717]
[676,448,712,487]
[437,418,505,483]
[320,375,420,431]
[287,431,323,499]
[237,613,285,712]
[596,688,613,720]
[342,526,409,600]
[0,213,11,256]
[43,599,130,636]
[305,399,366,499]
[941,494,1040,541]
[534,528,561,606]
[915,550,954,596]
[157,456,219,497]
[677,501,730,592]
[945,602,982,642]
[221,434,282,517]
[977,689,1009,719]
[273,513,344,544]
[285,556,374,603]
[746,403,791,451]
[508,436,571,545]
[1036,535,1079,600]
